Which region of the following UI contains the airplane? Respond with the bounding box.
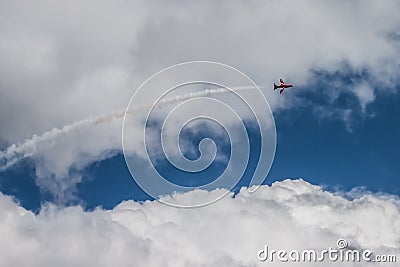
[274,79,293,94]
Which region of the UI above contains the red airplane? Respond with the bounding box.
[274,79,293,94]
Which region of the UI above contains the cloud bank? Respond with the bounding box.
[0,179,399,267]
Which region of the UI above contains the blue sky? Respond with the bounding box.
[1,71,399,211]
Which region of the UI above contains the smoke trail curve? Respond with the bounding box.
[0,86,259,172]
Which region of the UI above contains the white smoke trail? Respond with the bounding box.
[0,86,259,172]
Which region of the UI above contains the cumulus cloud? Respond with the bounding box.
[0,179,398,267]
[1,0,400,197]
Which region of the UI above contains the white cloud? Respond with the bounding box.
[1,0,400,197]
[353,82,375,112]
[0,179,399,267]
